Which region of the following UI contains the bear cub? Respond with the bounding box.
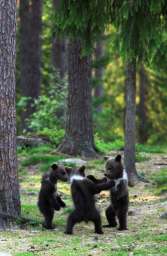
[65,166,115,235]
[104,154,129,230]
[38,164,68,229]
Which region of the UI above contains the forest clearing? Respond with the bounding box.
[0,1,167,256]
[0,144,167,256]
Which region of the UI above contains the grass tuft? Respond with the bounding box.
[151,168,167,194]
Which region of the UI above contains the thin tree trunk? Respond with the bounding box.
[0,0,20,229]
[124,60,138,186]
[58,40,97,158]
[94,40,104,113]
[52,0,67,79]
[19,0,42,129]
[138,64,148,143]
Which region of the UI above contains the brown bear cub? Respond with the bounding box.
[38,164,68,229]
[104,154,129,230]
[65,166,115,235]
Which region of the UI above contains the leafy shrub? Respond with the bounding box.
[25,87,66,145]
[28,95,65,131]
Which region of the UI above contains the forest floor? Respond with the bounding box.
[0,145,167,256]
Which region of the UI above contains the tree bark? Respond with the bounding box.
[0,0,20,229]
[52,37,67,79]
[124,60,138,186]
[138,64,148,143]
[19,0,42,129]
[52,0,67,79]
[94,40,104,113]
[58,40,97,158]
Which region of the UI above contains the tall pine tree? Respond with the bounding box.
[0,0,20,229]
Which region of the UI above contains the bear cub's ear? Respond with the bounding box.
[115,154,122,162]
[65,167,73,174]
[78,165,86,176]
[51,163,58,170]
[104,156,109,161]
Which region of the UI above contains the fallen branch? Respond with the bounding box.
[154,163,167,166]
[17,136,48,147]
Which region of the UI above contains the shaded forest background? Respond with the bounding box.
[16,1,167,146]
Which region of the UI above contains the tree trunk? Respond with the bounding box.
[19,0,42,129]
[124,60,138,186]
[52,36,67,79]
[138,64,148,143]
[52,37,67,79]
[52,0,67,79]
[58,40,97,158]
[0,0,20,229]
[94,40,104,113]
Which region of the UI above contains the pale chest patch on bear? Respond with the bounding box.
[113,169,128,191]
[70,175,85,184]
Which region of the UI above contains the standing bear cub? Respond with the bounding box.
[104,154,129,230]
[65,166,115,235]
[38,164,68,229]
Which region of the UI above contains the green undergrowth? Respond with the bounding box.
[96,139,124,153]
[21,154,63,173]
[151,168,167,195]
[136,144,167,154]
[18,144,65,173]
[135,152,150,162]
[17,144,54,156]
[36,128,65,146]
[96,138,167,154]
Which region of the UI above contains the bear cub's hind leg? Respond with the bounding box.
[65,210,83,235]
[103,205,117,228]
[117,209,128,230]
[91,209,103,234]
[42,209,55,229]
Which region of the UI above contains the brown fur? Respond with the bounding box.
[38,164,68,229]
[104,155,129,230]
[65,166,115,235]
